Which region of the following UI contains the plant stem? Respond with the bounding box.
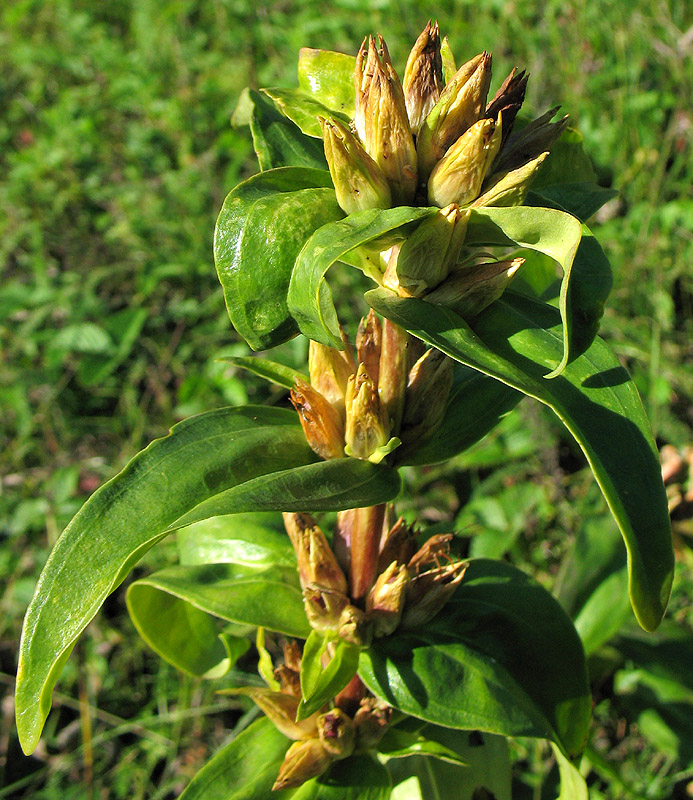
[349,503,386,603]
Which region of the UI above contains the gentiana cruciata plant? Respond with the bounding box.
[16,20,674,800]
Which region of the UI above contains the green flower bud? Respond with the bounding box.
[344,364,391,461]
[474,151,548,207]
[308,339,354,419]
[377,318,410,435]
[320,116,392,215]
[427,116,502,208]
[354,698,392,750]
[354,34,418,204]
[401,561,468,630]
[417,51,492,180]
[338,603,373,647]
[356,310,382,388]
[391,204,470,296]
[400,348,454,445]
[318,709,356,759]
[226,688,318,741]
[494,106,569,174]
[290,378,345,460]
[303,585,349,633]
[425,257,524,318]
[403,20,443,136]
[366,560,410,637]
[282,512,348,595]
[273,737,333,791]
[440,35,457,84]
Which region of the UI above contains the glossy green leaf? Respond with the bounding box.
[177,513,296,568]
[297,48,356,118]
[395,365,521,466]
[359,559,591,759]
[288,206,437,347]
[552,744,589,800]
[15,406,399,755]
[298,631,360,720]
[366,288,674,631]
[466,206,583,376]
[221,355,307,390]
[262,87,350,139]
[246,89,327,171]
[377,728,467,764]
[531,126,598,188]
[128,563,310,650]
[529,183,618,222]
[178,717,293,800]
[214,167,343,350]
[292,755,392,800]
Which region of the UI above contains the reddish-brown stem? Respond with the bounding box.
[349,503,386,603]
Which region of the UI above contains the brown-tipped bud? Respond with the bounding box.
[304,585,350,633]
[400,348,454,445]
[356,310,382,387]
[344,364,391,462]
[391,204,470,297]
[274,664,302,699]
[273,737,333,791]
[338,603,373,647]
[378,318,409,436]
[474,152,548,207]
[494,106,570,174]
[425,257,524,318]
[290,378,345,460]
[283,639,303,673]
[228,688,318,741]
[417,51,492,180]
[318,708,356,759]
[354,34,418,203]
[401,560,468,630]
[320,116,392,215]
[427,116,502,208]
[485,67,528,143]
[354,698,393,750]
[366,561,410,637]
[408,533,453,574]
[403,20,444,136]
[378,517,418,573]
[440,36,457,83]
[308,340,354,418]
[282,512,348,594]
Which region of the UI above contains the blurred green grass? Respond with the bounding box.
[1,0,691,797]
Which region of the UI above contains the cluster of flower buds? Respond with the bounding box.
[290,310,454,465]
[319,21,569,307]
[282,510,467,645]
[229,640,393,790]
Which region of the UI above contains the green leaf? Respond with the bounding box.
[297,48,356,118]
[395,365,521,466]
[291,754,392,800]
[247,89,327,171]
[377,728,468,764]
[466,206,583,376]
[214,167,343,350]
[529,183,618,222]
[366,288,674,632]
[531,126,598,188]
[15,406,399,755]
[262,87,350,139]
[127,563,310,661]
[298,631,360,720]
[552,745,589,800]
[221,355,307,390]
[177,513,296,568]
[359,559,591,759]
[178,716,292,800]
[288,206,437,347]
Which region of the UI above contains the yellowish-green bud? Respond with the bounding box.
[391,204,470,296]
[417,51,492,180]
[344,363,391,461]
[320,116,392,215]
[366,561,410,637]
[354,34,418,204]
[356,310,382,388]
[338,603,373,646]
[440,35,457,84]
[401,560,468,630]
[400,348,454,445]
[290,378,345,460]
[303,585,349,633]
[354,698,392,750]
[308,339,354,419]
[224,687,318,741]
[427,116,502,208]
[403,20,443,136]
[282,512,348,595]
[425,257,524,318]
[273,737,333,791]
[377,516,417,574]
[474,151,548,207]
[318,709,356,759]
[377,318,410,435]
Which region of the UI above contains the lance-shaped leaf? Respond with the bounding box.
[528,183,618,223]
[465,206,583,376]
[219,356,307,391]
[214,167,343,350]
[366,288,674,630]
[359,559,591,759]
[127,563,310,676]
[246,89,327,171]
[263,87,351,139]
[298,631,361,720]
[288,206,437,348]
[297,48,356,118]
[15,406,400,755]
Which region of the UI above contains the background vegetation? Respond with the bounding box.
[1,0,691,797]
